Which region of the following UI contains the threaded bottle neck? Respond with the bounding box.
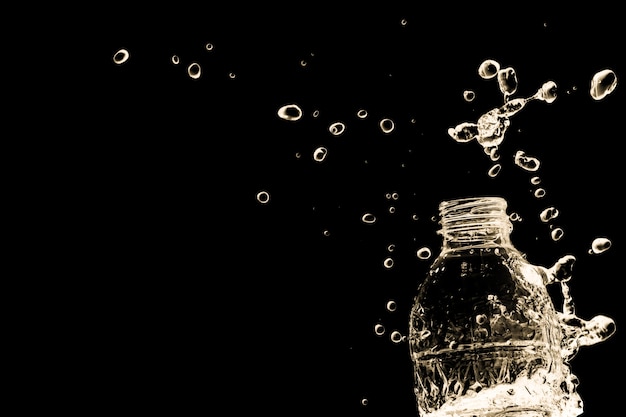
[438,196,513,250]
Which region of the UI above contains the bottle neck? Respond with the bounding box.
[438,197,513,251]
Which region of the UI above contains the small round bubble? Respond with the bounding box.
[463,90,476,102]
[256,191,270,204]
[386,300,397,312]
[313,146,328,162]
[534,188,546,198]
[374,324,385,336]
[488,164,502,178]
[329,121,346,136]
[383,257,394,269]
[416,247,432,260]
[277,104,303,121]
[356,109,368,119]
[551,227,564,241]
[187,62,201,79]
[379,118,395,134]
[478,59,500,79]
[112,48,130,65]
[390,331,404,343]
[171,55,180,65]
[361,213,377,224]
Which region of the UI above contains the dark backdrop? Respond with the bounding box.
[83,5,622,415]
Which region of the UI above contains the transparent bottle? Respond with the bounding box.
[409,196,587,417]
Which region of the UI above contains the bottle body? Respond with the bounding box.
[409,197,582,417]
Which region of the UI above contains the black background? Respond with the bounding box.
[81,5,622,415]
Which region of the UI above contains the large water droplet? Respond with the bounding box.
[497,67,518,97]
[514,150,541,171]
[361,213,377,224]
[379,118,395,134]
[416,247,432,260]
[374,323,385,336]
[277,104,303,121]
[478,59,500,79]
[590,237,611,254]
[590,69,617,100]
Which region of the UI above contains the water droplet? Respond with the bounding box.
[312,110,320,118]
[313,146,328,162]
[463,90,476,102]
[400,18,408,26]
[590,237,611,254]
[256,190,270,204]
[387,243,395,252]
[514,150,540,171]
[416,247,432,260]
[379,118,395,134]
[383,257,394,269]
[171,55,180,65]
[412,214,419,221]
[487,164,502,178]
[388,206,396,214]
[534,188,546,198]
[361,213,377,224]
[478,59,500,79]
[187,62,201,79]
[205,42,214,51]
[299,59,307,67]
[277,104,303,121]
[323,229,331,237]
[497,67,518,98]
[112,48,130,65]
[509,212,522,222]
[374,324,385,336]
[536,80,558,103]
[539,206,559,222]
[390,330,404,343]
[387,300,397,312]
[530,176,541,185]
[356,109,368,119]
[590,69,617,100]
[228,72,237,79]
[551,227,564,241]
[361,398,369,406]
[329,121,346,136]
[488,147,500,161]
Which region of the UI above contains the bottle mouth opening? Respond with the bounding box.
[438,196,512,241]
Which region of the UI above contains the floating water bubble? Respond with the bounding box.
[478,59,500,79]
[390,330,404,343]
[383,257,394,269]
[313,146,328,162]
[205,42,214,51]
[551,227,564,241]
[356,109,368,119]
[256,190,270,204]
[277,104,303,121]
[374,324,386,336]
[463,90,476,102]
[497,67,518,98]
[416,247,432,260]
[539,206,559,222]
[391,192,399,200]
[187,62,201,79]
[590,69,617,100]
[590,237,611,254]
[361,213,377,224]
[535,80,558,103]
[386,300,397,312]
[379,118,395,134]
[514,150,540,171]
[329,121,346,136]
[112,48,130,65]
[171,55,180,65]
[487,164,502,178]
[534,188,547,198]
